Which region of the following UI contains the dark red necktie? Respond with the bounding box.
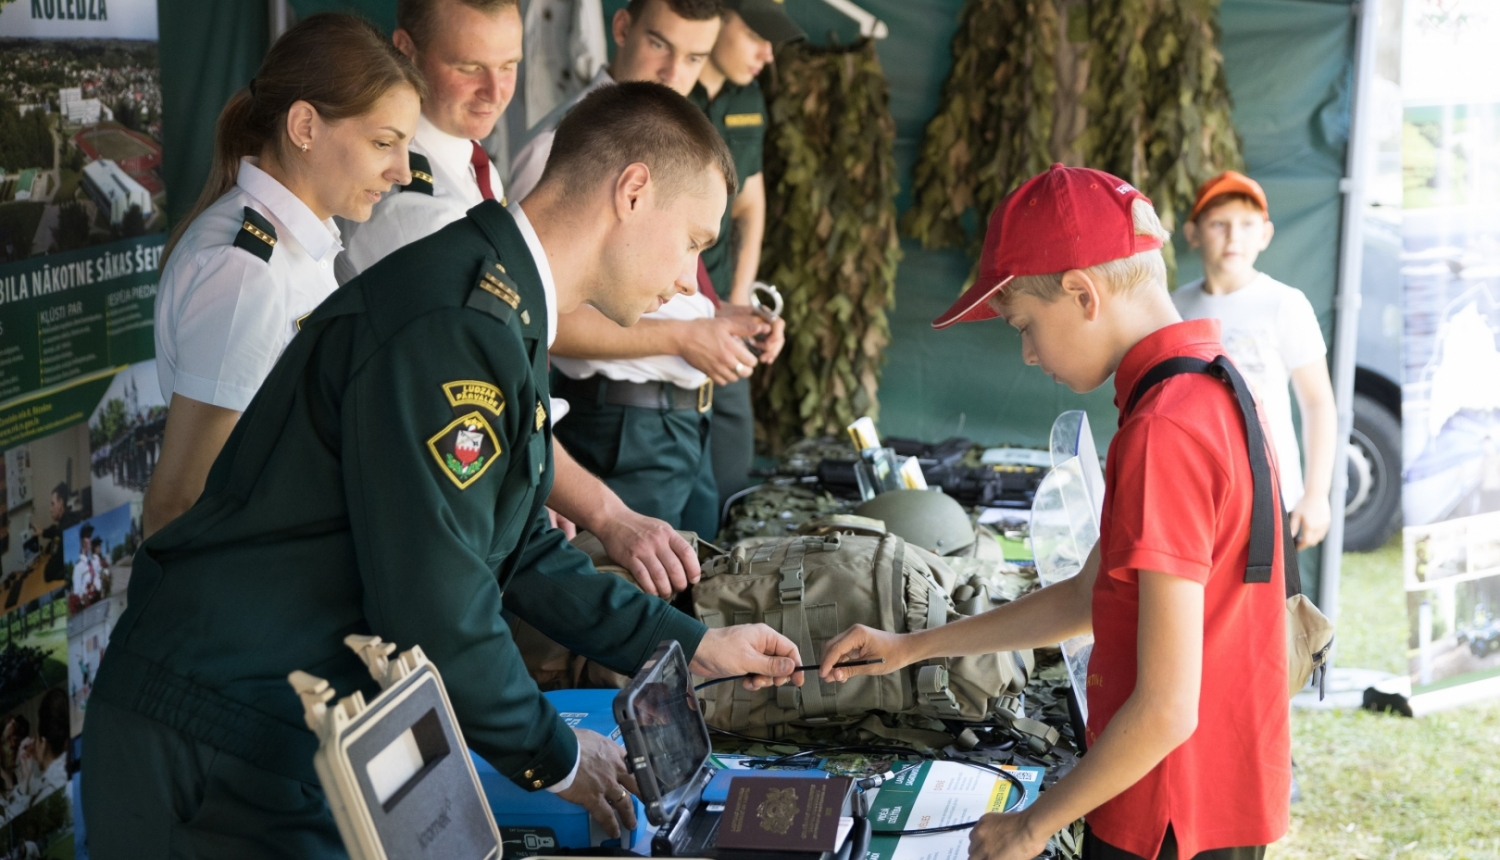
[697,258,721,308]
[471,140,496,201]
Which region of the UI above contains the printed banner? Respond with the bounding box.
[1400,2,1500,700]
[0,0,165,852]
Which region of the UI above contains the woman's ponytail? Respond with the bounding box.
[161,14,425,268]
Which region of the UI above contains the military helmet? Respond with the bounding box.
[855,489,975,556]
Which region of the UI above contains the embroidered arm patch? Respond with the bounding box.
[444,380,505,416]
[428,411,502,489]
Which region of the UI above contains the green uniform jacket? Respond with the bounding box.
[690,79,766,298]
[93,201,706,792]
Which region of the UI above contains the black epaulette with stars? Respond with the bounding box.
[232,207,276,263]
[465,257,525,325]
[406,152,434,195]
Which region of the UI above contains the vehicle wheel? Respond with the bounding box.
[1343,393,1402,552]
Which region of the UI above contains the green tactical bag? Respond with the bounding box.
[691,532,1034,735]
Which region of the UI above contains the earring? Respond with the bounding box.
[300,142,309,152]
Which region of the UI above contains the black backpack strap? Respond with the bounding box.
[1124,354,1294,588]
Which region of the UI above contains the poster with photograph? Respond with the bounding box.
[1400,2,1500,697]
[0,1,167,849]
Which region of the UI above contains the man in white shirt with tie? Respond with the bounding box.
[342,0,701,596]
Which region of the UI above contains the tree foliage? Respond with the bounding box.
[904,0,1242,282]
[755,40,901,452]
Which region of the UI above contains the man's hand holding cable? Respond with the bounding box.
[555,728,638,838]
[690,625,804,690]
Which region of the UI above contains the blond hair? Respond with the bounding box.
[1001,198,1171,304]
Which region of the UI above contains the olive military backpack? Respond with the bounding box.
[690,531,1034,736]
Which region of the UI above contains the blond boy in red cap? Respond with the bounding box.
[819,165,1291,860]
[1175,171,1336,550]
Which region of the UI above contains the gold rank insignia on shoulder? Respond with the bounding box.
[478,268,521,309]
[406,152,435,195]
[443,380,505,416]
[535,400,546,431]
[428,411,501,490]
[723,112,764,128]
[232,206,277,262]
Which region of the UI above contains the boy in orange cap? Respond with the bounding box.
[1175,171,1336,550]
[819,164,1291,860]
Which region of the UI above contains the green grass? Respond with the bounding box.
[1269,536,1500,860]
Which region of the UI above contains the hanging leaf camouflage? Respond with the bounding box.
[902,0,1058,253]
[904,0,1241,282]
[755,40,901,452]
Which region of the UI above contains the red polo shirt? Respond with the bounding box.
[1085,318,1290,858]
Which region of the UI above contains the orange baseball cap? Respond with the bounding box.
[1189,170,1268,221]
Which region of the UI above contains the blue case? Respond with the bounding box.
[470,689,652,853]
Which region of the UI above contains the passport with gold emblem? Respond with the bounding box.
[715,776,854,853]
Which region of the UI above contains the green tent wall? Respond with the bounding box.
[152,0,1355,595]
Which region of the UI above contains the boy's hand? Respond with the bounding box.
[1290,492,1331,550]
[967,810,1047,860]
[818,625,915,682]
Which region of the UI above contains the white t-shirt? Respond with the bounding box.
[551,290,716,390]
[337,113,508,283]
[1172,272,1327,507]
[154,158,342,412]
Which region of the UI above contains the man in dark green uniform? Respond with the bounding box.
[691,0,804,509]
[81,82,801,860]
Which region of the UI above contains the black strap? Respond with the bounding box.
[1125,355,1300,594]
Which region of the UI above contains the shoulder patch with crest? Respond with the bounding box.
[406,152,434,195]
[465,258,523,323]
[444,380,505,416]
[428,411,501,490]
[232,207,277,262]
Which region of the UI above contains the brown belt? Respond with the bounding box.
[556,374,713,413]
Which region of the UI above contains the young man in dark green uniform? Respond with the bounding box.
[81,83,802,860]
[691,0,804,508]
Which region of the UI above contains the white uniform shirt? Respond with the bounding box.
[521,0,608,127]
[1172,272,1328,508]
[337,113,508,283]
[509,68,614,201]
[154,158,341,411]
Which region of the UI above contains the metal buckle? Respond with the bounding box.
[697,379,713,413]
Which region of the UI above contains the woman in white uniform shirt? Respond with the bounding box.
[142,15,424,536]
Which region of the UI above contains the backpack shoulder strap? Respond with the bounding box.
[1124,354,1300,593]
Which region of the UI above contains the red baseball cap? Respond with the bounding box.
[1189,170,1268,221]
[932,164,1163,330]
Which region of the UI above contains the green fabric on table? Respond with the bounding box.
[85,202,706,855]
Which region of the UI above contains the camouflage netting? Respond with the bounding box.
[903,0,1242,283]
[754,40,901,453]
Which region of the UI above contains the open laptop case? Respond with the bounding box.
[613,641,869,859]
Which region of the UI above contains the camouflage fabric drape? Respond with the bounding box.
[755,40,901,452]
[904,0,1242,281]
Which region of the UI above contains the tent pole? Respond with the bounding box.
[1321,0,1382,658]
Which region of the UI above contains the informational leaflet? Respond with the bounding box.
[864,761,1042,860]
